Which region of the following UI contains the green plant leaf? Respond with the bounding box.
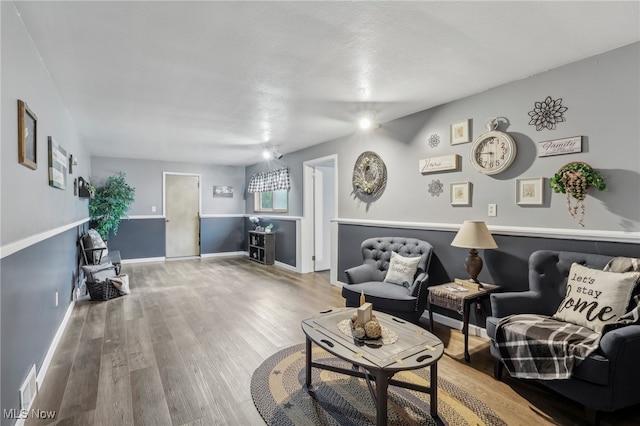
[88,172,136,240]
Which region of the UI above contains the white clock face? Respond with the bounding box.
[470,131,516,175]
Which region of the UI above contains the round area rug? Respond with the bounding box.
[251,344,507,426]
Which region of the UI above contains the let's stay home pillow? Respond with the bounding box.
[384,252,421,288]
[553,263,640,333]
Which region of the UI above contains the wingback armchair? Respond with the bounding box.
[342,237,434,324]
[486,250,640,423]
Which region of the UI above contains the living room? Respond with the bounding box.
[1,2,639,425]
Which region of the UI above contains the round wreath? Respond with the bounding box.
[352,151,387,197]
[550,162,606,227]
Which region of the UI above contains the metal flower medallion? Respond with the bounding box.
[428,179,444,197]
[528,96,568,131]
[428,134,440,148]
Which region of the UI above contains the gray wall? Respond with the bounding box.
[1,4,90,423]
[338,223,640,327]
[91,157,246,217]
[1,2,91,246]
[1,228,80,424]
[107,218,166,259]
[243,217,297,267]
[91,157,247,259]
[201,217,245,254]
[247,43,640,233]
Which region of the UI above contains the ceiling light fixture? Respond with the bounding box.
[357,112,381,131]
[358,117,373,130]
[262,147,283,160]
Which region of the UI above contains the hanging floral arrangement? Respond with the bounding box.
[550,162,606,227]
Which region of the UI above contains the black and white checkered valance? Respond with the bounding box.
[247,167,291,193]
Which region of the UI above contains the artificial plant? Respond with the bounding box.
[89,172,136,240]
[550,162,606,227]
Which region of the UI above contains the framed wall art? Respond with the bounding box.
[419,154,460,174]
[48,137,68,189]
[213,185,234,197]
[537,136,583,157]
[516,177,544,205]
[450,119,471,145]
[18,100,38,170]
[450,182,471,206]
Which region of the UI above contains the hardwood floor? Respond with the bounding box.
[26,257,640,426]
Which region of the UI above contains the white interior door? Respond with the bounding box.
[165,174,200,258]
[313,164,334,271]
[301,154,337,279]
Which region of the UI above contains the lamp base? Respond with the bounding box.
[464,248,484,288]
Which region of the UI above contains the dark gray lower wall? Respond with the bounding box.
[106,217,251,259]
[1,226,82,425]
[338,223,640,327]
[243,217,297,267]
[201,217,245,254]
[106,218,166,259]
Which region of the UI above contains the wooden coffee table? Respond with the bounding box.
[301,308,444,426]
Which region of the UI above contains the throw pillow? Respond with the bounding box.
[553,263,640,333]
[86,229,108,264]
[81,262,116,283]
[383,252,421,288]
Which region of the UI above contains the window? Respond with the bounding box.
[254,189,288,212]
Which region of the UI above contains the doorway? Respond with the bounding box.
[164,173,201,258]
[301,155,337,280]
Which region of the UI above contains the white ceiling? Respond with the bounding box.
[13,1,640,166]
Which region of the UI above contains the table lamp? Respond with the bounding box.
[451,220,497,287]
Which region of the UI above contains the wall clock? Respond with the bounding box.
[469,118,517,175]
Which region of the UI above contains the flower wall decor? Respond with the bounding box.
[550,162,606,228]
[428,134,440,148]
[528,96,568,131]
[428,179,444,197]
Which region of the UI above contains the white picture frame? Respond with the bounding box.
[516,177,544,205]
[450,182,471,206]
[450,119,471,145]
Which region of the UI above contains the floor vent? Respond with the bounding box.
[19,365,37,411]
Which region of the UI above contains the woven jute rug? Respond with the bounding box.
[251,344,507,426]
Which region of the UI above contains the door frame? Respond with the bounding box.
[301,155,338,283]
[163,171,202,256]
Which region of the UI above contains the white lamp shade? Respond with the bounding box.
[451,220,498,249]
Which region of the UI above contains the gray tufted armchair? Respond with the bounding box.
[342,237,434,324]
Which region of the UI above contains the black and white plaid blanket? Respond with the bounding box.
[495,257,640,380]
[495,314,601,379]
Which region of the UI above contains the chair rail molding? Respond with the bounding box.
[0,218,89,259]
[334,218,640,244]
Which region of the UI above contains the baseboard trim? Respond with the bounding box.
[200,251,245,258]
[426,311,489,339]
[36,301,75,391]
[274,260,299,272]
[121,257,166,264]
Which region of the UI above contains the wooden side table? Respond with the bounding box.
[427,281,500,362]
